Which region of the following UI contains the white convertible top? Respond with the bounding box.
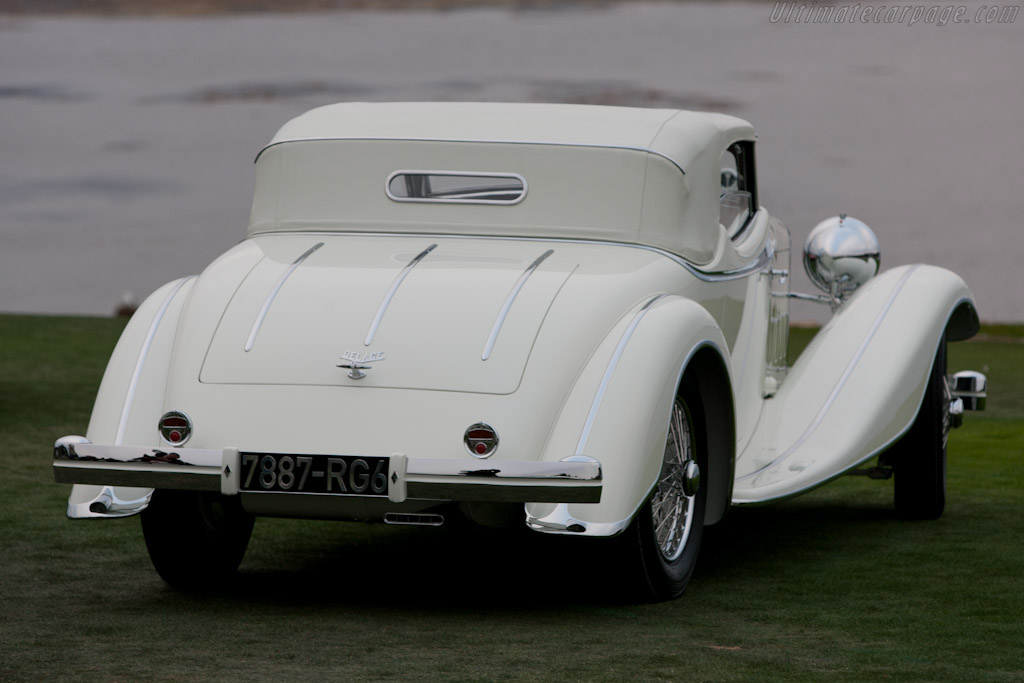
[250,102,757,266]
[261,101,754,173]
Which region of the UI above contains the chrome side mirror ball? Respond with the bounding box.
[797,214,881,309]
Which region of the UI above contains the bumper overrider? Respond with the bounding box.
[53,437,602,506]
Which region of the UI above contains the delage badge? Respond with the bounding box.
[337,350,385,380]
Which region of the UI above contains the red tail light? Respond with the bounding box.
[464,423,498,458]
[158,411,192,446]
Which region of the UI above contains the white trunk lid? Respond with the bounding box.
[200,234,575,395]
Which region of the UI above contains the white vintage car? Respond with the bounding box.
[54,102,987,600]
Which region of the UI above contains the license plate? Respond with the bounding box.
[240,453,389,496]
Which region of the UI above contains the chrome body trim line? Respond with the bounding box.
[115,276,194,446]
[364,243,437,346]
[256,136,687,175]
[736,265,921,483]
[384,169,528,206]
[481,249,554,360]
[244,242,323,352]
[575,294,669,456]
[249,230,770,284]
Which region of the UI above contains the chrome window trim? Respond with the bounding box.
[248,230,770,284]
[255,137,686,175]
[364,243,437,346]
[735,265,921,484]
[115,276,195,446]
[481,248,554,360]
[244,242,324,352]
[723,140,759,242]
[385,169,528,206]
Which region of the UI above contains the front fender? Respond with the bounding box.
[65,276,195,518]
[732,264,978,504]
[527,294,732,536]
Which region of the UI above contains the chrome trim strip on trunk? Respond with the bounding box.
[364,243,437,346]
[244,242,324,352]
[481,248,554,360]
[115,276,195,446]
[736,265,921,483]
[575,293,669,456]
[250,230,770,284]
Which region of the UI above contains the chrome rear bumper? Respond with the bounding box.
[53,437,602,507]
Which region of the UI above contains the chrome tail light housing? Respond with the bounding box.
[158,411,192,446]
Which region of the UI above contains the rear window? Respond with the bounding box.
[386,171,527,205]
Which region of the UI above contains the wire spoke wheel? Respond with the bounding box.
[650,399,697,561]
[630,389,708,602]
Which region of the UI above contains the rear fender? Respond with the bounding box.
[66,277,195,518]
[527,295,734,536]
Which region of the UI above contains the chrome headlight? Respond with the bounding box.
[803,214,881,299]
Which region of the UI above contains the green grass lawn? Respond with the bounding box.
[1,315,1021,681]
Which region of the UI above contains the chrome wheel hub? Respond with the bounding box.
[651,399,697,562]
[682,460,701,498]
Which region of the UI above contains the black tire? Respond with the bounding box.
[628,389,708,601]
[891,336,949,520]
[141,489,254,588]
